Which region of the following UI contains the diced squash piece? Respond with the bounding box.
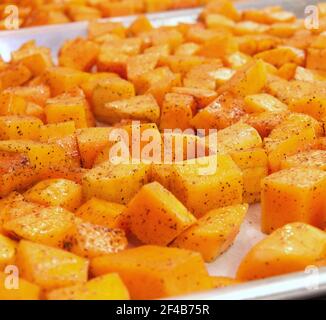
[0,116,42,140]
[0,65,32,90]
[306,48,326,72]
[68,219,127,258]
[59,38,99,71]
[24,178,82,211]
[82,161,150,204]
[16,240,88,290]
[0,272,40,300]
[170,154,243,217]
[244,93,288,113]
[224,51,252,70]
[88,21,126,39]
[45,93,94,129]
[191,93,245,131]
[67,4,101,22]
[159,93,195,130]
[47,273,129,300]
[26,102,45,122]
[11,41,53,76]
[294,66,326,82]
[218,60,267,97]
[234,21,269,36]
[0,92,27,116]
[171,86,218,109]
[200,0,241,22]
[205,13,235,31]
[128,15,153,36]
[0,234,17,270]
[255,46,305,68]
[91,245,213,299]
[261,168,326,233]
[171,204,248,262]
[159,55,205,76]
[237,223,326,280]
[44,67,89,96]
[99,94,160,125]
[127,53,159,83]
[92,77,135,121]
[135,67,180,105]
[76,197,126,229]
[210,276,242,288]
[125,182,196,246]
[3,206,76,248]
[39,121,76,142]
[281,150,326,171]
[174,42,200,56]
[76,127,113,169]
[267,79,326,120]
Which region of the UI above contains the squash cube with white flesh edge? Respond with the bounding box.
[261,168,326,234]
[16,240,88,291]
[125,182,197,246]
[171,204,248,262]
[0,234,17,270]
[82,161,150,205]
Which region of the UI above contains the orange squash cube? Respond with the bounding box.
[281,150,326,171]
[0,64,31,91]
[244,93,288,113]
[24,178,82,211]
[125,182,196,246]
[127,53,159,83]
[47,273,129,300]
[16,240,88,291]
[171,204,248,262]
[0,92,27,116]
[91,245,212,299]
[0,234,17,270]
[39,121,76,142]
[261,168,326,233]
[237,223,326,280]
[76,197,126,229]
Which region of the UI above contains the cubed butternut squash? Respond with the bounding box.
[0,234,17,270]
[16,240,88,291]
[171,204,248,262]
[261,168,326,233]
[281,150,326,171]
[125,182,196,246]
[47,273,129,300]
[24,178,82,211]
[39,121,76,142]
[0,64,32,91]
[76,197,126,229]
[68,219,127,258]
[3,206,76,248]
[82,161,150,204]
[237,223,326,280]
[0,92,27,116]
[0,272,40,300]
[91,245,212,299]
[244,93,288,113]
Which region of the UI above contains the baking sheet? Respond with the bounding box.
[0,0,325,299]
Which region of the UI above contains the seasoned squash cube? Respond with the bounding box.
[159,55,205,76]
[306,48,326,72]
[0,92,27,116]
[91,245,212,299]
[237,223,326,280]
[0,65,32,90]
[88,21,126,39]
[44,67,89,96]
[0,272,40,300]
[76,197,126,229]
[92,77,135,121]
[59,38,99,71]
[82,161,150,204]
[128,15,153,36]
[160,93,195,130]
[281,150,326,171]
[262,168,326,233]
[0,116,42,140]
[244,93,288,113]
[24,178,82,211]
[68,219,127,258]
[99,94,160,125]
[47,273,129,300]
[16,240,88,290]
[39,121,76,142]
[3,206,76,248]
[45,94,94,129]
[11,41,53,76]
[171,204,248,262]
[218,60,267,97]
[170,154,243,217]
[0,234,17,270]
[125,182,196,246]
